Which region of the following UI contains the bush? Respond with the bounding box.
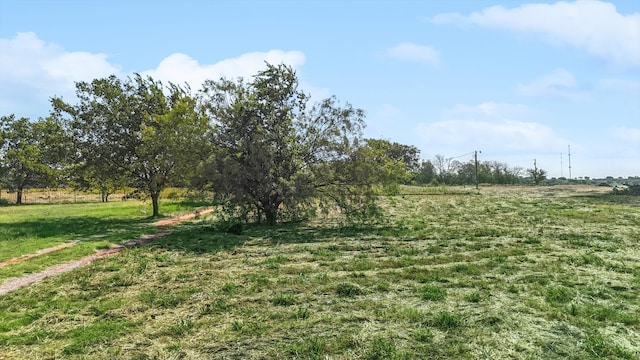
[612,185,640,196]
[0,198,9,206]
[335,283,362,297]
[210,219,243,235]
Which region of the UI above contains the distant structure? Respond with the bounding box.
[568,145,572,179]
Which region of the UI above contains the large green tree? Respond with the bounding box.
[52,75,210,216]
[199,63,402,224]
[0,115,68,204]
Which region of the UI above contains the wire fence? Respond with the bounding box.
[0,188,197,205]
[0,189,137,205]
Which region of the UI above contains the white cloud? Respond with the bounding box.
[386,43,440,64]
[516,68,590,101]
[143,51,332,101]
[300,82,331,102]
[142,50,307,89]
[417,119,564,152]
[430,0,640,68]
[0,32,315,116]
[0,32,121,94]
[416,102,569,153]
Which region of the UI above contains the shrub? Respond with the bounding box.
[612,184,640,196]
[432,312,461,329]
[336,283,362,297]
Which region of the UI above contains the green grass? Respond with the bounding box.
[420,284,447,301]
[0,199,209,279]
[0,201,150,260]
[0,186,639,359]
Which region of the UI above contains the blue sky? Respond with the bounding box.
[1,0,638,178]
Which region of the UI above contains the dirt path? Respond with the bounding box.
[154,208,215,226]
[0,208,213,296]
[0,241,80,269]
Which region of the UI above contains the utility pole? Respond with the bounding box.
[568,145,572,180]
[474,150,480,190]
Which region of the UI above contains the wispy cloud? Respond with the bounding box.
[386,43,440,65]
[598,78,640,92]
[0,32,121,93]
[610,127,640,150]
[142,51,306,89]
[516,68,590,102]
[429,0,640,68]
[416,102,569,154]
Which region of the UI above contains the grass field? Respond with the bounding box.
[0,198,208,282]
[0,186,638,359]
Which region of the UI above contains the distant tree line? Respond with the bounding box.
[410,156,544,186]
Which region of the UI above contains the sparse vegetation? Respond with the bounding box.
[0,185,638,359]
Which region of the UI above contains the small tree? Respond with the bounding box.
[0,115,68,204]
[66,162,127,202]
[414,160,437,185]
[527,161,547,185]
[433,154,460,185]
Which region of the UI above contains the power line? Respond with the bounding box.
[448,151,475,160]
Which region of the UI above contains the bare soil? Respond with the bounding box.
[154,208,215,226]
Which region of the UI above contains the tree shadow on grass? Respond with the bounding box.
[146,220,408,255]
[1,216,155,240]
[0,216,156,256]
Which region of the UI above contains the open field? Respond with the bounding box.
[0,185,639,359]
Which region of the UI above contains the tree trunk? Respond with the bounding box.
[16,189,23,205]
[264,200,281,225]
[264,206,277,225]
[151,191,160,217]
